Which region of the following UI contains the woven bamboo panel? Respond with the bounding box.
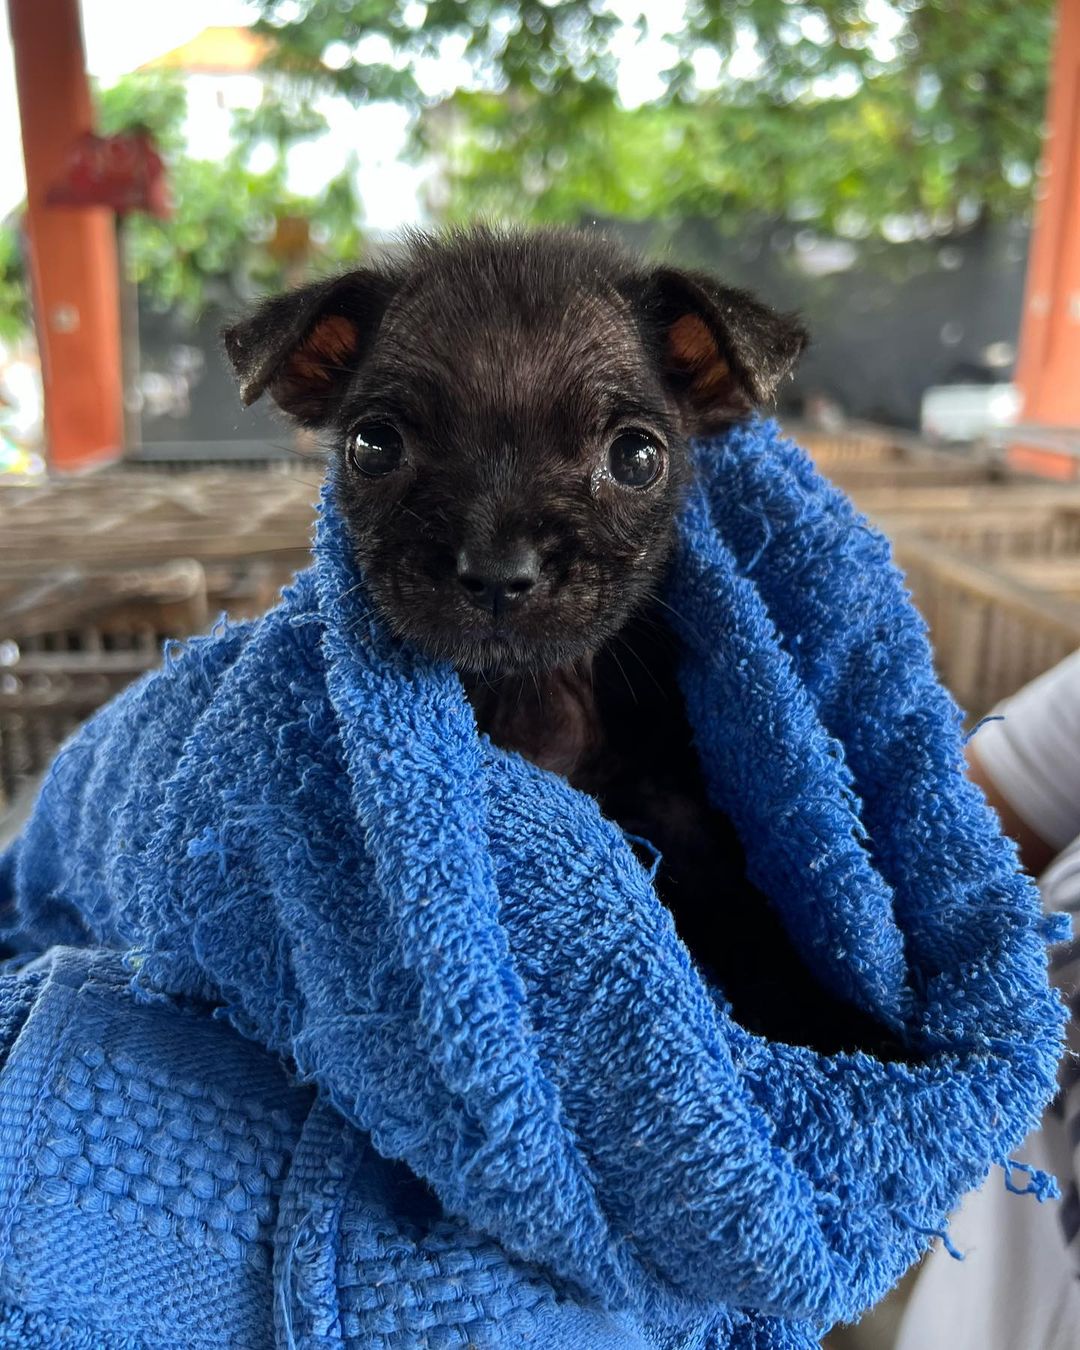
[869,502,1080,559]
[0,469,321,812]
[891,533,1080,716]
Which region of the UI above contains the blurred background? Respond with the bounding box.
[2,5,1080,1341]
[0,0,1071,464]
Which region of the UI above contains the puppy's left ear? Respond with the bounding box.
[222,267,401,425]
[638,268,808,429]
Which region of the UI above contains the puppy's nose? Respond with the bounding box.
[456,542,541,616]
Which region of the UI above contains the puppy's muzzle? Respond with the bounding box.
[456,541,541,619]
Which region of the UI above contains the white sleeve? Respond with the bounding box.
[973,647,1080,856]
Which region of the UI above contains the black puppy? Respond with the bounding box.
[225,227,901,1056]
[225,228,803,768]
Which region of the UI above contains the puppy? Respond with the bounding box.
[224,227,902,1056]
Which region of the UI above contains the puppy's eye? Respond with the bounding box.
[347,422,404,477]
[607,430,663,489]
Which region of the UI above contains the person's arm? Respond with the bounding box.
[966,739,1058,878]
[966,647,1080,879]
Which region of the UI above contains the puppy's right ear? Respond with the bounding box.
[222,268,400,426]
[631,268,808,432]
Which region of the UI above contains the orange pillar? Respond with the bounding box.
[1011,0,1080,478]
[9,0,123,472]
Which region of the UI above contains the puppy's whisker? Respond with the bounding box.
[606,645,637,706]
[611,631,669,703]
[336,581,368,605]
[640,591,709,647]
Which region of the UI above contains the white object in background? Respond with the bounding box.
[920,382,1021,444]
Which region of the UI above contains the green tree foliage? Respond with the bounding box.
[96,74,365,315]
[255,0,1054,237]
[0,226,29,345]
[0,2,1053,342]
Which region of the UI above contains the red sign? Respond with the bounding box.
[47,131,171,219]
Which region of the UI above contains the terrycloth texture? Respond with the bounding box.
[0,947,683,1350]
[0,417,1065,1349]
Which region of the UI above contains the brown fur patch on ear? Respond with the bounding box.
[668,313,719,370]
[286,314,361,386]
[665,314,744,414]
[267,313,362,420]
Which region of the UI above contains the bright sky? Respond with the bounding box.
[0,0,426,229]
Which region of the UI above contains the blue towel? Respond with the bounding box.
[0,418,1065,1348]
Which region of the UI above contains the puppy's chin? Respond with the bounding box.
[363,581,607,674]
[387,614,597,676]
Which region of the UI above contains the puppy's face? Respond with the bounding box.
[225,229,806,673]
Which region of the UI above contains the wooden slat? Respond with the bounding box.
[995,558,1080,597]
[892,534,1080,639]
[0,560,208,639]
[0,468,321,808]
[892,532,1080,714]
